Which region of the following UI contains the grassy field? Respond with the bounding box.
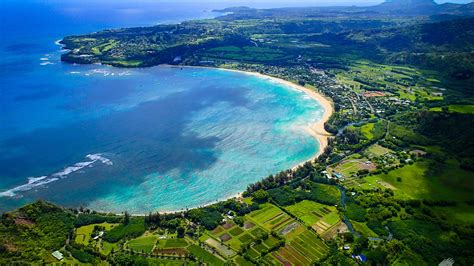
[350,220,378,237]
[360,123,375,139]
[158,238,188,248]
[127,235,158,253]
[150,237,191,257]
[285,200,340,235]
[335,60,443,103]
[187,245,224,265]
[431,203,474,225]
[75,222,117,245]
[364,159,473,200]
[331,156,376,178]
[365,144,391,157]
[430,105,474,114]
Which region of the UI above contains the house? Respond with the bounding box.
[333,172,343,179]
[352,254,367,262]
[92,231,104,240]
[52,251,64,261]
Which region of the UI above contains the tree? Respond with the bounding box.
[177,226,185,238]
[234,216,244,226]
[123,211,130,225]
[253,189,269,203]
[353,236,368,253]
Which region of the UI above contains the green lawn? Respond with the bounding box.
[156,238,189,249]
[101,241,118,256]
[366,144,391,157]
[75,222,117,246]
[127,235,158,253]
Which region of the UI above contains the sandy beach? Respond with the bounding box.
[226,69,334,166]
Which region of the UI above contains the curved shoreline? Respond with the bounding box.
[163,65,333,167]
[153,65,334,214]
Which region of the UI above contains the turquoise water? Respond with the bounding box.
[0,1,324,213]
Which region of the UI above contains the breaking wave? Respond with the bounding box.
[0,154,113,198]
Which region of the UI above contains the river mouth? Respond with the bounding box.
[0,65,324,213]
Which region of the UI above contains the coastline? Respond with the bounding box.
[154,64,334,214]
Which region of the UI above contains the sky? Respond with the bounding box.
[21,0,473,6]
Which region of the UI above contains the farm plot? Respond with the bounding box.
[273,230,328,265]
[247,203,294,232]
[242,234,282,259]
[331,158,376,178]
[285,200,341,235]
[205,238,236,258]
[153,238,190,257]
[206,217,263,251]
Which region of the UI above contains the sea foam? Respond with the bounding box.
[0,154,113,197]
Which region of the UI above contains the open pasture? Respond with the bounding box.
[364,159,473,201]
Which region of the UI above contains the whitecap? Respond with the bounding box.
[0,154,113,197]
[0,176,57,198]
[86,153,113,166]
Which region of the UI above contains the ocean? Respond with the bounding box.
[0,1,324,213]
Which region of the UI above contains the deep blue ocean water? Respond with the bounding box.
[0,1,324,213]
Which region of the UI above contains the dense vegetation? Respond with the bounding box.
[1,0,473,264]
